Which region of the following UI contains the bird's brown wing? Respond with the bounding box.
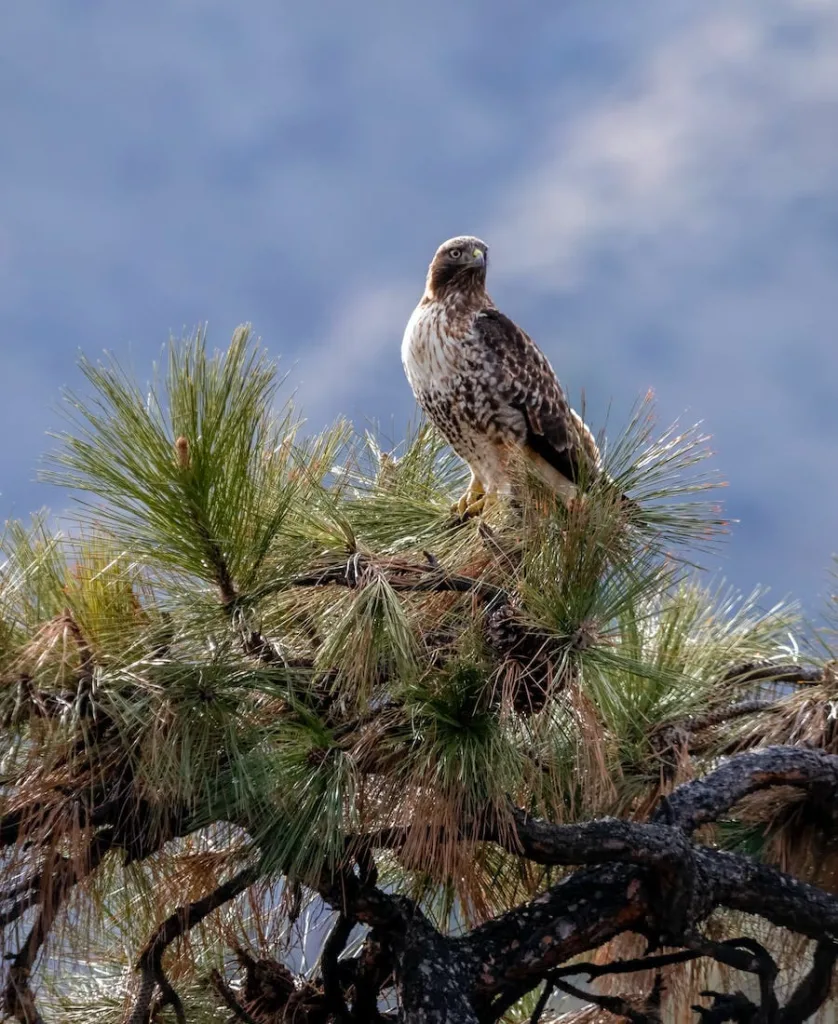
[473,308,596,485]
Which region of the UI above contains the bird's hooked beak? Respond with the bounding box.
[471,247,486,266]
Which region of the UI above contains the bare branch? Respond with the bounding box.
[561,949,703,980]
[692,989,760,1023]
[528,980,554,1024]
[320,912,354,1021]
[719,661,825,687]
[207,969,262,1024]
[340,748,838,1017]
[654,745,838,833]
[684,699,780,733]
[552,975,661,1024]
[291,556,507,604]
[126,865,259,1024]
[779,941,838,1024]
[498,807,692,871]
[318,874,480,1024]
[149,975,186,1024]
[351,929,393,1024]
[3,835,112,1024]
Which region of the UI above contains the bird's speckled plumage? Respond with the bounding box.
[402,235,601,506]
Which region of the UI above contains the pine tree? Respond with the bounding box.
[1,327,837,1024]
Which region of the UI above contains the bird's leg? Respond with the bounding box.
[455,474,494,518]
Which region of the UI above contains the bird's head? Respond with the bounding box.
[424,236,489,302]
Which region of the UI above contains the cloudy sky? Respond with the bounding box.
[2,0,836,613]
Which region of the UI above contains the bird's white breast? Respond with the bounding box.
[401,301,467,394]
[401,298,517,492]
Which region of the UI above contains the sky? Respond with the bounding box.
[1,0,837,615]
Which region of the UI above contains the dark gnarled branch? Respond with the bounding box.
[655,745,838,833]
[320,912,354,1021]
[126,865,259,1024]
[719,661,825,687]
[327,747,838,1022]
[780,940,838,1024]
[456,748,838,1021]
[207,969,261,1024]
[552,973,664,1024]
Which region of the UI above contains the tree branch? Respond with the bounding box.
[3,835,112,1024]
[351,928,393,1024]
[653,745,838,833]
[462,863,649,1015]
[207,969,262,1024]
[498,807,692,871]
[318,872,480,1024]
[396,911,480,1024]
[683,699,780,734]
[323,748,838,1023]
[709,849,838,943]
[719,662,824,687]
[290,556,507,604]
[527,979,555,1024]
[552,974,661,1024]
[320,912,354,1021]
[692,989,760,1023]
[463,837,838,1013]
[779,940,838,1024]
[560,949,704,980]
[125,865,259,1024]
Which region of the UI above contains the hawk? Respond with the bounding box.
[402,235,612,516]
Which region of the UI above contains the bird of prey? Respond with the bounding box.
[402,235,610,516]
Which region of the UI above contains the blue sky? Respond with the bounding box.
[2,1,837,614]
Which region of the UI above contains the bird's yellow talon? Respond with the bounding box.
[454,486,497,519]
[478,492,498,515]
[454,481,484,518]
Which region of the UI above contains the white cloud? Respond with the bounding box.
[489,2,838,287]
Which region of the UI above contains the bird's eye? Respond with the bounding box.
[448,248,462,259]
